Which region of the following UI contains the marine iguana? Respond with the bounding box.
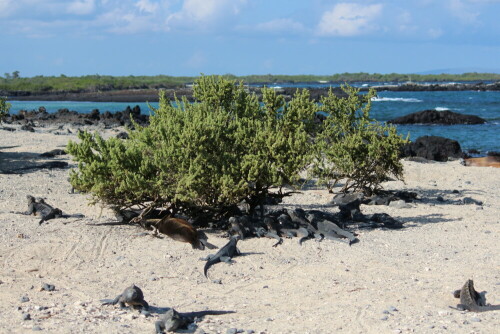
[451,279,500,312]
[22,195,84,225]
[154,308,235,334]
[101,284,149,310]
[202,235,241,278]
[229,216,282,247]
[25,195,63,225]
[316,220,358,245]
[152,217,217,250]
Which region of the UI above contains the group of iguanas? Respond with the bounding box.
[97,278,499,333]
[18,194,498,332]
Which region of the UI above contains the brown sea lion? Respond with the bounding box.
[153,217,217,250]
[463,156,500,168]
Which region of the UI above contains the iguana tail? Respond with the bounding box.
[204,258,219,278]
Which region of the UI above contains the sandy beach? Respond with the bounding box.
[0,124,499,334]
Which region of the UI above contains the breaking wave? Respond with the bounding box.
[371,97,422,102]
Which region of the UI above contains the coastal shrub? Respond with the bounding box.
[311,85,407,195]
[0,96,10,121]
[67,76,317,220]
[67,76,406,224]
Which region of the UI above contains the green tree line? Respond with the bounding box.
[1,72,499,94]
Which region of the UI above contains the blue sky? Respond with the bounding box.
[1,0,499,77]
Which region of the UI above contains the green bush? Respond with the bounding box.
[0,96,11,121]
[67,76,407,223]
[67,76,316,220]
[311,85,407,195]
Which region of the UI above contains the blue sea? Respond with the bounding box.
[8,88,500,154]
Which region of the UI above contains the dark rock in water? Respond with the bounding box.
[401,136,463,162]
[88,109,100,120]
[487,151,500,157]
[388,109,486,125]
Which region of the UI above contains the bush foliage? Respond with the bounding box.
[0,96,11,121]
[67,76,407,222]
[312,86,407,195]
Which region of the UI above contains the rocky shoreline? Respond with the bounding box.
[5,81,499,102]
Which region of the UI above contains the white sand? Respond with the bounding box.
[1,125,499,333]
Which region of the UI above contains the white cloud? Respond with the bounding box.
[0,0,15,17]
[67,0,96,15]
[166,0,247,28]
[427,27,443,38]
[317,3,383,36]
[135,0,159,14]
[253,18,305,34]
[447,0,479,23]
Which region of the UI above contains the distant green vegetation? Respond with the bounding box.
[1,71,499,94]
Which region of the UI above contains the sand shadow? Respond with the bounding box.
[402,213,460,226]
[0,150,70,175]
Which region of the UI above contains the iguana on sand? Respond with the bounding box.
[25,195,63,225]
[20,195,84,225]
[101,284,149,310]
[451,280,500,312]
[155,308,235,333]
[202,235,241,278]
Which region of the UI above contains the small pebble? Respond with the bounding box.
[227,329,238,334]
[22,313,31,321]
[382,310,390,314]
[388,306,398,312]
[436,196,444,202]
[41,283,55,291]
[381,316,388,321]
[20,296,30,303]
[212,279,222,284]
[246,330,255,334]
[266,318,273,322]
[32,326,42,331]
[470,317,481,322]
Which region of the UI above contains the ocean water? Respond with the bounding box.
[7,89,500,153]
